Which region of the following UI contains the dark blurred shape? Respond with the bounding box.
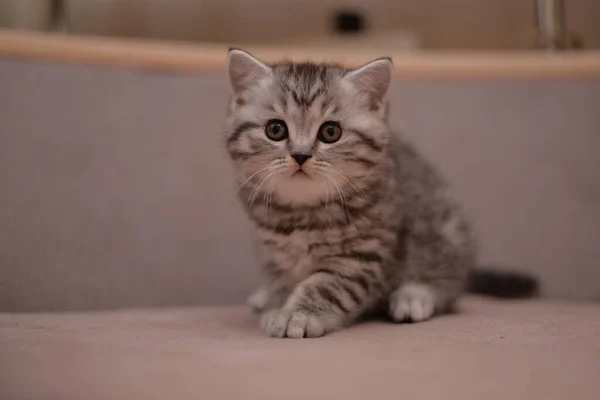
[468,268,539,298]
[50,0,68,32]
[534,0,583,50]
[334,10,365,34]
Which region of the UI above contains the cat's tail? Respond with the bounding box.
[467,267,539,298]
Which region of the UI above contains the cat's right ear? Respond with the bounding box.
[227,49,272,95]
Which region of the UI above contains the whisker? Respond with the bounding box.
[235,161,285,195]
[322,175,336,229]
[249,168,281,207]
[264,172,280,214]
[327,168,370,202]
[314,160,368,199]
[246,172,271,208]
[315,175,332,230]
[225,162,279,210]
[319,171,350,225]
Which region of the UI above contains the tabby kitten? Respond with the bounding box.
[224,49,476,338]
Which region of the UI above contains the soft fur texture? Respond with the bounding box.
[224,49,476,338]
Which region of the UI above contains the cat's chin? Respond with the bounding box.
[274,176,329,206]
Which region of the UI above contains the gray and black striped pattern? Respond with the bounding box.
[225,49,476,338]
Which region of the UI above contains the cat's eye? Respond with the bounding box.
[265,120,289,141]
[317,121,342,144]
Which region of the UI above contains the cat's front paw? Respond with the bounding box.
[247,287,270,313]
[260,309,326,338]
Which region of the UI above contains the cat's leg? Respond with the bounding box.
[261,258,385,338]
[389,277,468,323]
[247,286,270,313]
[389,264,470,323]
[247,283,289,313]
[389,282,439,322]
[389,216,474,323]
[247,256,294,313]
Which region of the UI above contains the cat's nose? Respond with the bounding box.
[291,154,312,166]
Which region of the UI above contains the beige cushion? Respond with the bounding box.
[1,296,599,400]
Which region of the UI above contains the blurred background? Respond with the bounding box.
[0,0,598,50]
[0,1,599,313]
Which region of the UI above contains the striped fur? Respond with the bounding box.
[225,50,476,338]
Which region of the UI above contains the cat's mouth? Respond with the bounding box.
[292,169,308,177]
[291,168,312,179]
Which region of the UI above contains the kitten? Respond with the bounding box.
[224,49,476,338]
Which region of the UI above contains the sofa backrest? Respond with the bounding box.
[1,59,599,311]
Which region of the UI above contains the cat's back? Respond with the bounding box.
[388,132,473,236]
[388,133,448,205]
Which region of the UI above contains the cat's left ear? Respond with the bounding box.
[227,48,272,95]
[343,58,393,107]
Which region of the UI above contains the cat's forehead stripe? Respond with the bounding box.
[272,61,346,109]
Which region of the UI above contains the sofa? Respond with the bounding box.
[1,48,599,399]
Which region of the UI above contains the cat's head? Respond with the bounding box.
[225,49,393,207]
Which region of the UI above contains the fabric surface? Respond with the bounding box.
[2,60,600,312]
[1,296,599,400]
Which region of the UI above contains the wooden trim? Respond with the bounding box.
[1,29,600,78]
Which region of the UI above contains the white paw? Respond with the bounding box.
[389,283,436,323]
[260,309,326,338]
[247,287,270,313]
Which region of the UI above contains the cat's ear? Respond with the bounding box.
[343,58,393,107]
[227,48,272,95]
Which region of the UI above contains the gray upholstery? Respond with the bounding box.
[1,59,599,311]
